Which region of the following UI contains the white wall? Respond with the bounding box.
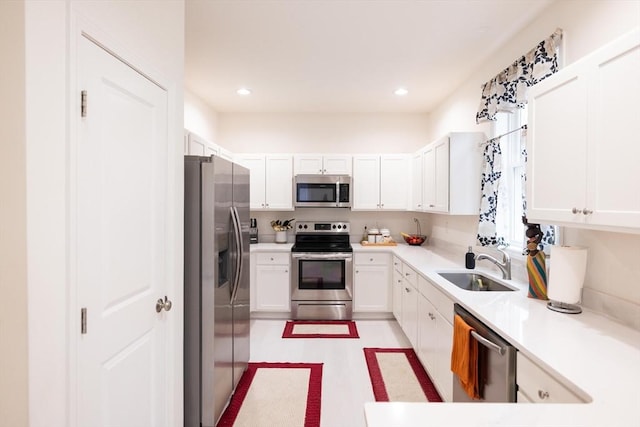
[426,0,640,329]
[0,1,29,425]
[24,1,185,426]
[185,89,219,143]
[219,112,430,153]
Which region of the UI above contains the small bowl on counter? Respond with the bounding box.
[402,233,428,246]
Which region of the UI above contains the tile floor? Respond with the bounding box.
[249,318,412,427]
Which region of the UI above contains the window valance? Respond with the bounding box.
[476,29,563,123]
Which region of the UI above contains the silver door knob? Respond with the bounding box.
[582,208,593,215]
[572,207,580,214]
[156,296,172,313]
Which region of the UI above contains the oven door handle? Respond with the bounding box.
[291,252,353,260]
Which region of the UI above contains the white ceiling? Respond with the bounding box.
[185,0,553,113]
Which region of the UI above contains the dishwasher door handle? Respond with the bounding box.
[471,330,506,356]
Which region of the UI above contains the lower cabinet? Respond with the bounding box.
[253,252,291,312]
[417,274,454,402]
[400,271,419,348]
[353,253,391,312]
[517,352,587,404]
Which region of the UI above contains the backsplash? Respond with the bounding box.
[427,214,640,331]
[250,210,427,244]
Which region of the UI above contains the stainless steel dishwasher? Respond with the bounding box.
[452,304,517,402]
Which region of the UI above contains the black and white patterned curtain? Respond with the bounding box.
[476,29,563,123]
[477,140,506,246]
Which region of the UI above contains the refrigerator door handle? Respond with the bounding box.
[230,206,243,304]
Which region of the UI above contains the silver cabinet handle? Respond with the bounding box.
[538,390,550,400]
[582,208,593,215]
[572,207,579,214]
[156,296,172,313]
[404,287,410,293]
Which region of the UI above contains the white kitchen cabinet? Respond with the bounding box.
[254,252,291,312]
[517,352,586,404]
[293,154,352,175]
[392,261,403,321]
[185,130,235,160]
[411,151,423,211]
[353,253,391,312]
[352,154,409,210]
[417,274,454,401]
[400,265,419,348]
[418,133,484,214]
[236,154,294,210]
[527,29,640,231]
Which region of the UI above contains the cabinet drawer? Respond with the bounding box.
[517,353,586,404]
[256,252,290,265]
[392,256,402,272]
[418,275,453,324]
[355,252,390,266]
[402,264,418,287]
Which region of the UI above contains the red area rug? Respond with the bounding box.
[282,320,360,338]
[363,348,442,402]
[217,362,322,427]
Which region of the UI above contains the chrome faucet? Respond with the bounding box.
[476,247,511,280]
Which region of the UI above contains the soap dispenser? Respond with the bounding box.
[465,246,476,269]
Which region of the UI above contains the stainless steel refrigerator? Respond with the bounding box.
[184,155,250,427]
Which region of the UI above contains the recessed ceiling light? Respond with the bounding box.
[394,87,408,96]
[237,88,252,96]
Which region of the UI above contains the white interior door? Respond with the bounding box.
[76,35,171,427]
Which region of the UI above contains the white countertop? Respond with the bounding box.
[247,242,640,425]
[353,243,640,427]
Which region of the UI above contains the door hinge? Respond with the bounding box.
[81,307,87,334]
[81,90,87,117]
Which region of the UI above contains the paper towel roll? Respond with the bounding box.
[548,246,588,304]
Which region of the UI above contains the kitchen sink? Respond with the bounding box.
[438,272,516,292]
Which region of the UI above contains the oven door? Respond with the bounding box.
[291,252,353,301]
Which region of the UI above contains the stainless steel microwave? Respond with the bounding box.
[294,174,352,208]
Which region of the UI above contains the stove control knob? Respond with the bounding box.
[304,224,308,229]
[332,224,336,229]
[337,224,341,229]
[343,224,347,230]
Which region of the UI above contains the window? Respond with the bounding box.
[494,108,527,250]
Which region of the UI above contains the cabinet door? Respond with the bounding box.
[323,155,352,175]
[352,155,381,210]
[422,145,436,211]
[434,310,453,401]
[417,294,437,374]
[588,35,640,228]
[236,155,267,209]
[411,151,423,211]
[187,134,206,156]
[527,63,589,224]
[294,154,324,175]
[353,265,391,312]
[401,282,418,348]
[264,155,293,210]
[380,155,409,210]
[392,268,403,321]
[433,138,450,212]
[255,264,291,311]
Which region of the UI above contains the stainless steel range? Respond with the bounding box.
[290,221,353,320]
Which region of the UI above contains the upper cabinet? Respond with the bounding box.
[236,154,294,211]
[293,154,352,175]
[413,132,484,215]
[527,29,640,231]
[184,130,233,161]
[352,154,409,210]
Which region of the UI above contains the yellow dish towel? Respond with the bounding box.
[450,314,480,399]
[527,250,548,300]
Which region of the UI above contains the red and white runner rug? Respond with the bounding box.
[363,348,442,402]
[217,362,322,427]
[282,320,360,338]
